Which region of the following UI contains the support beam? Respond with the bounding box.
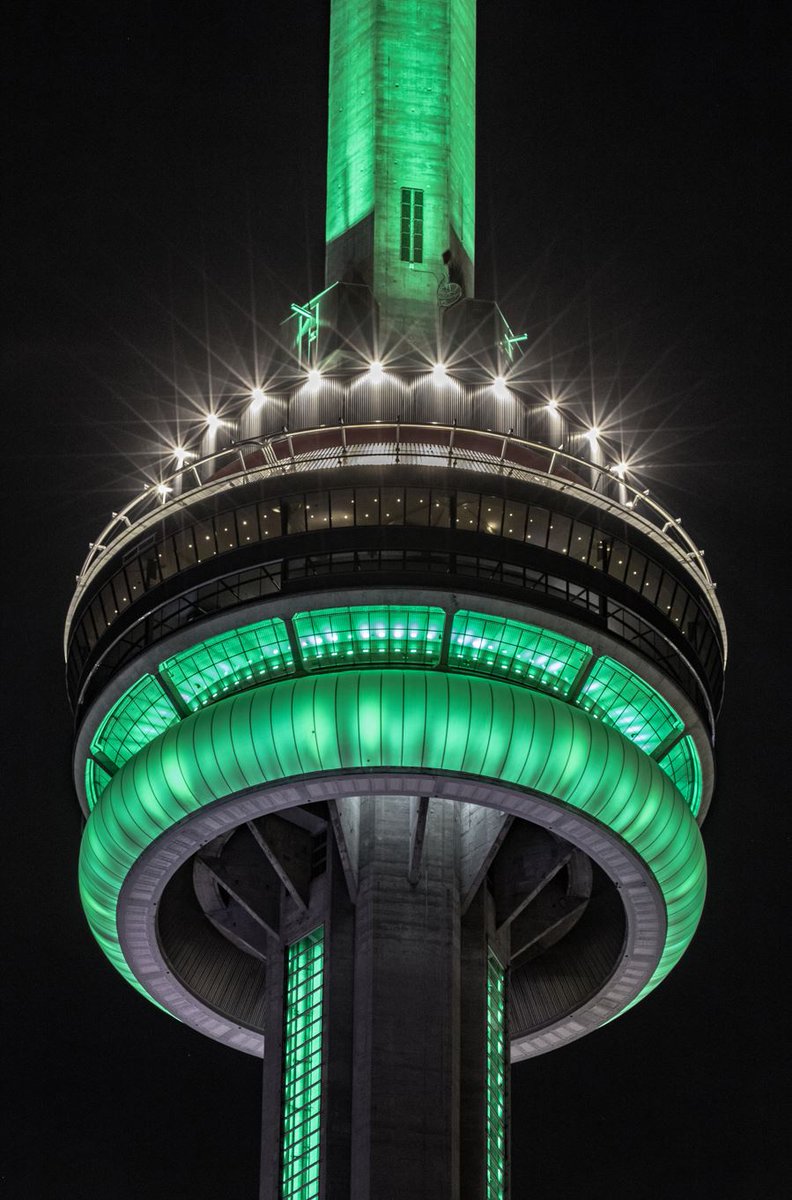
[459,804,513,913]
[328,797,360,900]
[247,815,313,911]
[491,824,571,931]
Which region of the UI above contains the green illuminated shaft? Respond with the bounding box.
[326,0,476,337]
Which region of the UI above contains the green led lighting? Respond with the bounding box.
[85,759,112,810]
[79,668,706,1025]
[659,735,703,818]
[90,674,179,773]
[449,610,591,696]
[576,656,684,755]
[281,928,324,1200]
[486,951,507,1200]
[293,605,444,669]
[159,617,294,712]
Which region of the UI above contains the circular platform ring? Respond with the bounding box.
[79,670,706,1055]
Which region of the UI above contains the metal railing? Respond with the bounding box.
[64,422,727,661]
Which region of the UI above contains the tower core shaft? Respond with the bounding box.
[325,0,476,338]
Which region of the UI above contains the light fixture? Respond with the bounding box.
[612,460,628,479]
[250,387,267,411]
[585,425,600,445]
[432,362,448,384]
[546,396,559,412]
[173,446,191,468]
[155,483,173,500]
[492,375,508,398]
[205,413,221,433]
[368,361,384,384]
[308,367,322,388]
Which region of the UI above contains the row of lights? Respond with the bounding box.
[160,362,629,494]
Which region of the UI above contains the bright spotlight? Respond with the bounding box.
[156,483,173,500]
[250,387,267,411]
[492,376,508,398]
[308,368,322,389]
[612,460,629,479]
[368,361,385,384]
[173,446,191,468]
[432,362,448,384]
[585,425,600,445]
[205,413,222,434]
[546,396,559,412]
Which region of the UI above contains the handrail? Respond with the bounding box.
[64,422,727,662]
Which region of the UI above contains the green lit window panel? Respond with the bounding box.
[281,927,324,1200]
[486,952,507,1200]
[84,759,112,812]
[90,674,179,769]
[159,617,294,712]
[400,188,424,263]
[576,656,683,755]
[449,610,591,697]
[294,605,444,670]
[658,735,703,817]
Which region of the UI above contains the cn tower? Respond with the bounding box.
[65,2,726,1197]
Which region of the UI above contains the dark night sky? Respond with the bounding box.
[3,1,788,1196]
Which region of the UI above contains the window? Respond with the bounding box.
[400,187,424,263]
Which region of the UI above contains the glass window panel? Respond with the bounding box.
[526,507,549,546]
[355,487,379,525]
[124,558,146,601]
[570,521,594,563]
[404,487,431,525]
[111,572,131,614]
[235,505,259,545]
[160,617,295,711]
[305,492,330,532]
[155,536,179,579]
[656,572,676,616]
[287,497,307,535]
[330,488,355,528]
[449,610,592,696]
[503,501,527,541]
[641,559,663,605]
[486,952,507,1200]
[214,513,237,553]
[90,596,108,636]
[91,674,180,769]
[480,497,504,536]
[294,605,445,670]
[658,735,703,816]
[100,583,118,624]
[670,586,690,628]
[625,550,647,591]
[456,492,481,530]
[430,490,451,527]
[195,519,216,561]
[174,527,197,569]
[608,540,629,582]
[547,514,572,555]
[258,501,281,538]
[576,655,684,754]
[380,487,404,525]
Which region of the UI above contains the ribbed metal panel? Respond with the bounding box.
[288,380,346,429]
[467,384,523,436]
[239,393,289,440]
[412,376,465,425]
[345,376,410,424]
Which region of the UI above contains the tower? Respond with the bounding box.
[65,2,726,1197]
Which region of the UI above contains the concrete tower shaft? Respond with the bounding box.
[326,0,476,337]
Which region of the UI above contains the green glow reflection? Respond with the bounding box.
[159,617,294,712]
[84,759,112,810]
[576,656,683,754]
[281,928,324,1200]
[450,610,590,696]
[294,605,444,669]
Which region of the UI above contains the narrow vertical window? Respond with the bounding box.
[281,927,325,1200]
[400,187,424,263]
[486,951,507,1200]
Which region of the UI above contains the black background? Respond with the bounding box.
[3,1,788,1196]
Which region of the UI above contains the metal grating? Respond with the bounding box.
[576,655,683,755]
[90,674,179,773]
[450,610,591,697]
[658,734,703,817]
[281,927,324,1200]
[294,605,445,670]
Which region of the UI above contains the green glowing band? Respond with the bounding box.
[281,928,324,1200]
[486,951,507,1200]
[83,606,703,816]
[79,668,706,1024]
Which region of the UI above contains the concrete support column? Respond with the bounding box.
[350,796,461,1200]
